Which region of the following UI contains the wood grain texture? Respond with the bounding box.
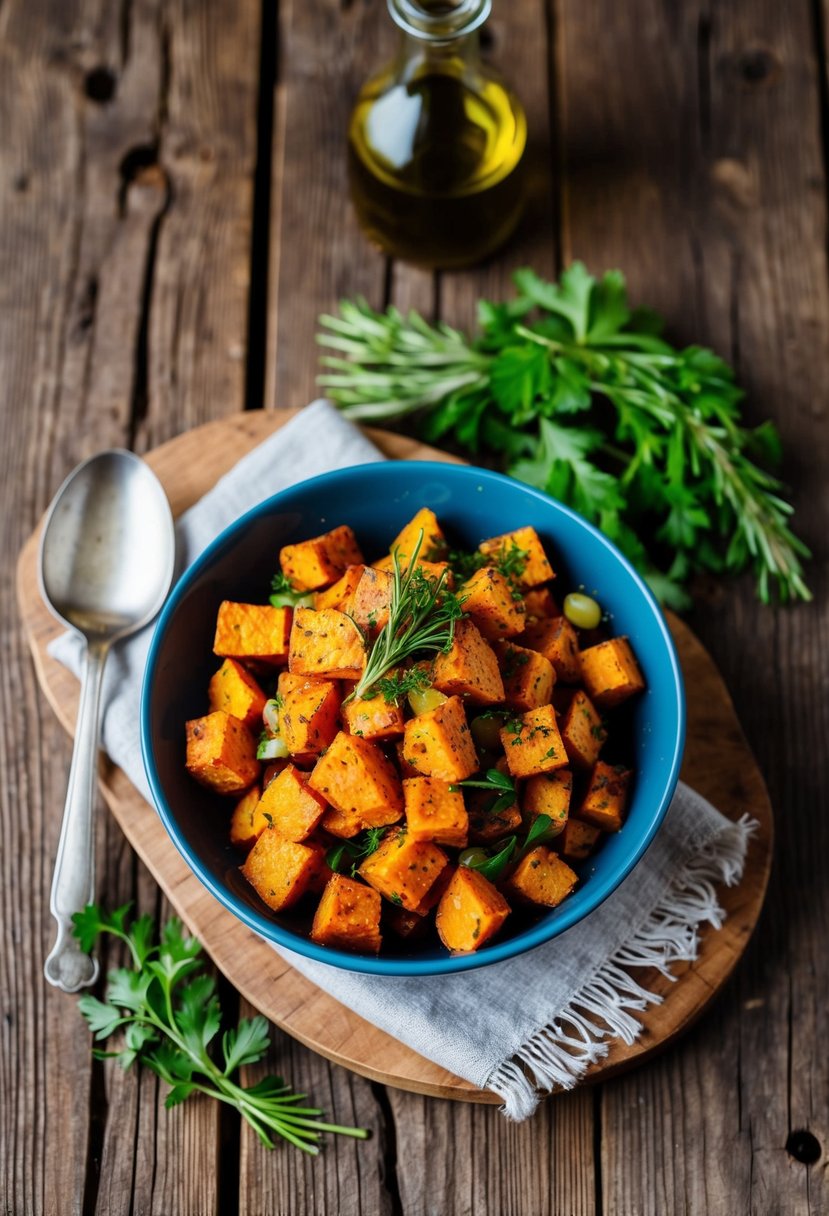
[17,409,772,1110]
[558,1,829,1212]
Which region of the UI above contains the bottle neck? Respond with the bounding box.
[388,0,491,41]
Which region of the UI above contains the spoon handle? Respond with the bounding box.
[44,641,109,992]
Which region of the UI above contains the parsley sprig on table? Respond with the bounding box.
[318,264,810,607]
[344,531,464,703]
[72,904,368,1154]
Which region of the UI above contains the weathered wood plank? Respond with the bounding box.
[387,1087,596,1216]
[265,0,393,411]
[237,1015,391,1216]
[558,1,829,1212]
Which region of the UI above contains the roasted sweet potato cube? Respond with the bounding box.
[277,670,329,698]
[309,732,403,838]
[280,679,341,757]
[522,769,572,836]
[579,637,646,709]
[229,784,263,850]
[390,507,447,563]
[479,526,554,588]
[500,704,568,779]
[279,525,364,592]
[358,828,449,912]
[522,587,559,622]
[467,791,522,845]
[559,818,602,861]
[495,640,555,712]
[411,861,454,915]
[349,566,393,634]
[402,696,478,782]
[208,659,267,729]
[460,567,526,640]
[288,606,366,680]
[579,762,631,832]
[403,777,469,847]
[213,602,291,664]
[343,693,405,741]
[522,615,581,683]
[504,847,578,907]
[436,867,510,952]
[396,739,423,778]
[312,565,365,611]
[186,711,259,795]
[310,874,382,954]
[560,689,607,770]
[240,832,323,911]
[253,763,328,841]
[372,554,454,587]
[431,618,504,705]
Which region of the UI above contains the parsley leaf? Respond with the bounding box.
[72,904,367,1153]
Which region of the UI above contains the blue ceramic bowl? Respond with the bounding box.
[141,461,685,976]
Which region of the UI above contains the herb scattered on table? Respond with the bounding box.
[72,904,368,1154]
[317,264,810,607]
[344,530,465,703]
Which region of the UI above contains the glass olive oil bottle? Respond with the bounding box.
[348,0,527,269]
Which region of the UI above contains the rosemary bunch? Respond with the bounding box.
[318,264,810,607]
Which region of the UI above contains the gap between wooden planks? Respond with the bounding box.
[16,409,773,1102]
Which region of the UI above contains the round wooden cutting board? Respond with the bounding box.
[16,409,773,1103]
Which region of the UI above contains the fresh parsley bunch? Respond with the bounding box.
[73,904,368,1153]
[317,264,810,608]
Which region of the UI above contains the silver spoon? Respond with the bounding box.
[39,450,176,992]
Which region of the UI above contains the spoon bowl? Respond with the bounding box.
[39,450,175,991]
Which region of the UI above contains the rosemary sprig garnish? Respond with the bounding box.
[344,530,464,704]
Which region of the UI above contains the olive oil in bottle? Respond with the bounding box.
[348,0,527,269]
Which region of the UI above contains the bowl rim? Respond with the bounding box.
[141,460,686,976]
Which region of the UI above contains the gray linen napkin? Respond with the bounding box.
[49,400,754,1119]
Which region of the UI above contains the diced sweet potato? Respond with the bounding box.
[288,606,366,680]
[280,679,341,757]
[578,762,631,832]
[309,732,403,838]
[349,566,393,634]
[500,704,568,779]
[560,689,607,770]
[208,659,267,729]
[431,618,505,705]
[479,526,554,588]
[403,777,469,847]
[495,640,555,712]
[522,587,559,622]
[390,507,447,563]
[504,847,578,907]
[312,565,365,611]
[277,670,330,698]
[358,829,449,912]
[579,637,646,709]
[522,770,572,836]
[343,693,405,741]
[396,739,423,779]
[559,818,602,861]
[240,831,322,911]
[279,526,364,592]
[229,784,263,850]
[372,554,454,587]
[213,602,291,664]
[460,567,526,640]
[435,867,510,952]
[467,791,522,845]
[310,874,382,954]
[411,861,454,915]
[522,615,581,683]
[253,763,328,841]
[186,711,259,795]
[402,696,478,782]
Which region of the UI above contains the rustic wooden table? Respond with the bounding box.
[1,2,826,1213]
